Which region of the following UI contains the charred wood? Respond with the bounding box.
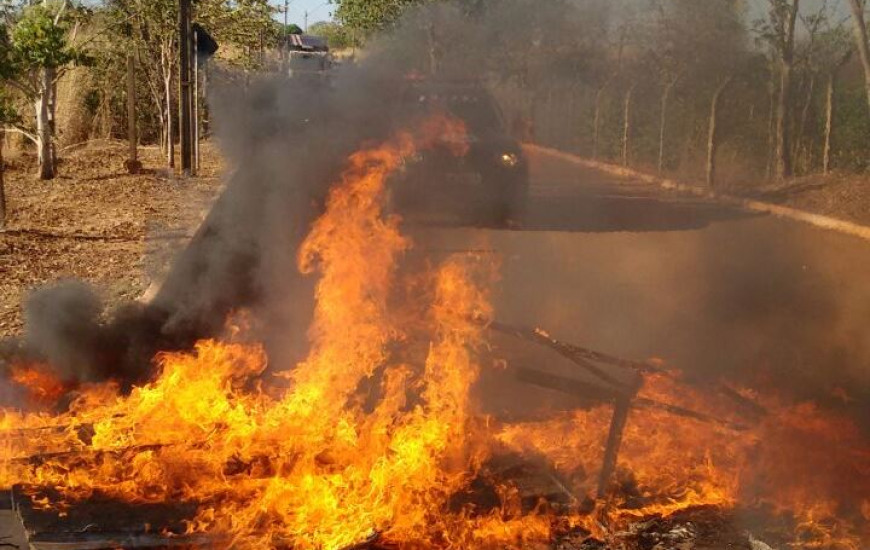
[516,368,748,431]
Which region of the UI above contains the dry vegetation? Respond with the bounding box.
[766,172,870,226]
[0,141,223,338]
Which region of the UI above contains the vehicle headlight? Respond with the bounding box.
[500,152,520,168]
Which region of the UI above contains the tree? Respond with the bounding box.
[810,24,853,174]
[333,0,421,36]
[847,0,870,116]
[641,0,747,179]
[0,2,90,180]
[707,75,734,187]
[283,23,303,35]
[308,21,353,49]
[195,0,277,69]
[649,0,686,172]
[100,0,276,168]
[0,91,15,230]
[757,0,800,180]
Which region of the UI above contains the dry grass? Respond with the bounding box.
[764,173,870,227]
[0,140,224,338]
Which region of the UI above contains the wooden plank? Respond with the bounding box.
[28,533,214,550]
[0,490,29,550]
[489,321,665,375]
[597,395,633,499]
[517,367,747,431]
[12,485,202,550]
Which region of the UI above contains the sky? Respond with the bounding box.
[275,0,335,28]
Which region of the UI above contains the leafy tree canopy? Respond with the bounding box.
[333,0,422,34]
[0,87,17,125]
[1,3,89,78]
[308,20,352,48]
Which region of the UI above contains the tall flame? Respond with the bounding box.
[2,116,519,549]
[1,115,869,549]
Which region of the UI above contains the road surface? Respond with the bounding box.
[409,149,870,420]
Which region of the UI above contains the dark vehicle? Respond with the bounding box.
[282,34,333,80]
[391,80,529,226]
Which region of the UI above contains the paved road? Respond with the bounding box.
[410,150,870,419]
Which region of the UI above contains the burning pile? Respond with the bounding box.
[2,116,870,549]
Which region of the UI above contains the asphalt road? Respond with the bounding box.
[409,150,870,418]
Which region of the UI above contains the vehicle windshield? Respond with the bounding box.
[408,90,504,134]
[289,53,328,72]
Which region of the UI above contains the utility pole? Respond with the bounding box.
[304,10,308,33]
[282,0,289,71]
[179,0,194,176]
[193,27,199,174]
[0,129,6,232]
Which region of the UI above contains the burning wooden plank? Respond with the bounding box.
[11,485,206,550]
[490,321,769,423]
[514,366,750,502]
[488,321,665,375]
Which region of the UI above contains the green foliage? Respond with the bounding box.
[308,21,353,49]
[196,0,278,68]
[0,25,15,82]
[832,86,870,171]
[8,3,89,71]
[0,87,17,125]
[333,0,422,35]
[12,5,75,68]
[0,2,90,90]
[89,0,282,145]
[283,23,303,35]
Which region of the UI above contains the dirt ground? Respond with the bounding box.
[0,141,223,339]
[760,172,870,227]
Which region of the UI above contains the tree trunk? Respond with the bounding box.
[848,0,870,116]
[707,76,733,188]
[0,129,6,231]
[775,61,794,180]
[593,85,606,159]
[127,53,140,174]
[193,41,199,174]
[46,66,57,170]
[426,23,440,76]
[766,84,777,180]
[658,76,679,173]
[774,0,799,181]
[793,75,815,172]
[823,72,835,175]
[35,69,55,180]
[622,85,635,167]
[164,73,174,168]
[179,0,193,176]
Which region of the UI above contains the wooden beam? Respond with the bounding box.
[598,394,633,499]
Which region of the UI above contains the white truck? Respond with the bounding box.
[284,34,332,78]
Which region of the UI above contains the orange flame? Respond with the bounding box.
[1,115,868,549]
[9,363,69,408]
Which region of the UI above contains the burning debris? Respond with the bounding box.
[0,114,868,550]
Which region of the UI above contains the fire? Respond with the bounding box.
[496,371,870,547]
[1,114,869,549]
[2,115,517,548]
[8,362,69,408]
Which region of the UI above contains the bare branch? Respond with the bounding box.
[53,0,69,26]
[3,125,38,145]
[1,78,38,99]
